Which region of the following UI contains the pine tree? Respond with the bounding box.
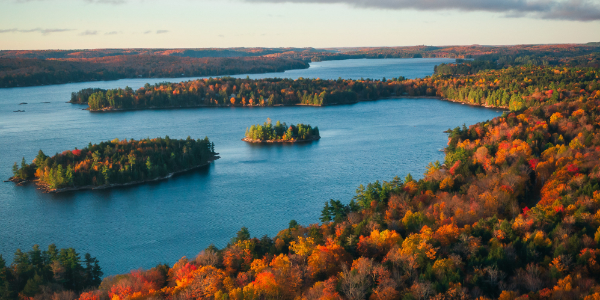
[12,162,19,178]
[19,158,27,179]
[83,253,102,288]
[320,201,332,222]
[0,255,12,300]
[22,273,42,297]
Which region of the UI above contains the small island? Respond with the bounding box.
[9,136,218,193]
[243,118,320,143]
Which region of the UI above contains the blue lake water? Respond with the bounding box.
[0,58,501,276]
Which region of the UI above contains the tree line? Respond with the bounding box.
[0,244,101,300]
[0,56,308,88]
[73,76,392,111]
[72,65,599,115]
[3,44,598,88]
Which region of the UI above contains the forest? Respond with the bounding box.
[48,62,600,300]
[244,119,320,142]
[0,245,102,300]
[268,44,600,63]
[5,48,600,299]
[10,136,217,191]
[434,51,600,76]
[73,76,373,111]
[74,64,597,114]
[3,44,599,88]
[0,56,308,88]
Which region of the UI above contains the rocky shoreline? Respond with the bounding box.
[8,155,219,193]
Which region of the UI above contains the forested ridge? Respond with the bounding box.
[10,136,217,192]
[0,56,308,88]
[263,44,600,63]
[4,43,599,88]
[244,119,320,142]
[4,44,596,62]
[434,52,600,76]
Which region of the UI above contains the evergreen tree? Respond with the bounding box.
[288,220,298,229]
[19,158,27,179]
[21,273,42,297]
[83,253,102,288]
[27,245,43,275]
[320,201,332,222]
[11,163,18,178]
[45,244,58,262]
[232,227,251,244]
[0,255,14,300]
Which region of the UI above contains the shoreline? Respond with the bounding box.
[241,136,320,143]
[1,63,311,89]
[9,155,220,194]
[437,97,510,110]
[84,96,508,112]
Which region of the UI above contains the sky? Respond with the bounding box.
[0,0,599,50]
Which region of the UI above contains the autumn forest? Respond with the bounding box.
[4,44,600,300]
[10,136,217,192]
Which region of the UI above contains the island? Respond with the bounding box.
[242,118,320,143]
[9,136,218,193]
[75,62,600,300]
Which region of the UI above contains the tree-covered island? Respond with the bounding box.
[72,63,598,113]
[9,136,218,193]
[243,118,320,143]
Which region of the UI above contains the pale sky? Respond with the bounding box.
[1,0,599,50]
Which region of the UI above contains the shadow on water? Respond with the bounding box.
[42,163,215,200]
[245,140,320,149]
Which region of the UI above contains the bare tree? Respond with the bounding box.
[484,265,505,287]
[195,249,219,267]
[340,265,370,300]
[51,291,76,300]
[522,263,543,292]
[410,281,435,300]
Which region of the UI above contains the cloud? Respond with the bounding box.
[156,30,169,34]
[84,0,126,4]
[143,30,151,34]
[242,0,600,21]
[105,31,119,35]
[0,28,73,35]
[79,30,98,36]
[12,0,126,3]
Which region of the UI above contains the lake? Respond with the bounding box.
[0,58,501,276]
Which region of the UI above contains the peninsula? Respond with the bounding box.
[9,136,218,193]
